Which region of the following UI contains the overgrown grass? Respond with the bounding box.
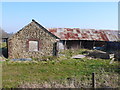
[2,49,120,88]
[0,42,6,48]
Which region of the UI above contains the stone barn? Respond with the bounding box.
[8,19,119,59]
[8,20,59,59]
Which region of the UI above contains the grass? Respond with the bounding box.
[0,42,6,48]
[2,49,120,88]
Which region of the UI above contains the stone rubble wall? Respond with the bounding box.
[8,21,57,59]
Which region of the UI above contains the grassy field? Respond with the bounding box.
[2,49,120,88]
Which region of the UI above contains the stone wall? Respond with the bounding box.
[8,20,58,59]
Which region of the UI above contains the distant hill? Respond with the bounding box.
[0,28,13,39]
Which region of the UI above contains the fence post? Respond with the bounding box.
[92,72,95,88]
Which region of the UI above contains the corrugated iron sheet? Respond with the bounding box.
[48,28,119,41]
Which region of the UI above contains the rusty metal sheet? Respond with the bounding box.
[48,28,119,41]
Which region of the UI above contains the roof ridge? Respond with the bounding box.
[32,19,60,39]
[47,28,117,31]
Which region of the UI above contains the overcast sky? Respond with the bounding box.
[2,2,118,33]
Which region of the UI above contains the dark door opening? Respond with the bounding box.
[53,42,58,56]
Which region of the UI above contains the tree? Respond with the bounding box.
[0,27,13,39]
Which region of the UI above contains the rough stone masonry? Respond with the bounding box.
[8,20,58,59]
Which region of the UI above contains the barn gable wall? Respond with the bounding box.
[8,21,57,59]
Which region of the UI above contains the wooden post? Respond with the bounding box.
[79,41,81,49]
[64,40,66,50]
[93,41,95,49]
[77,41,78,49]
[6,38,8,58]
[92,72,95,88]
[56,41,59,56]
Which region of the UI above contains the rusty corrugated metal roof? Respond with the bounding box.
[48,28,119,41]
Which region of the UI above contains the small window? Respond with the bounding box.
[29,41,39,51]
